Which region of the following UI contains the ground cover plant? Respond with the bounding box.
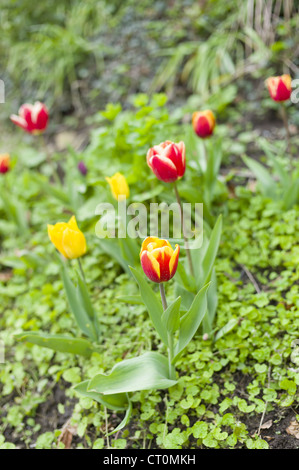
[0,0,298,450]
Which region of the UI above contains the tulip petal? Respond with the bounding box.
[68,215,79,230]
[149,154,178,183]
[141,237,172,254]
[10,114,29,132]
[48,223,69,258]
[140,250,161,283]
[169,245,180,278]
[163,143,185,178]
[62,228,87,260]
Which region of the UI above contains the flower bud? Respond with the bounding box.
[146,141,186,183]
[266,74,292,102]
[78,161,87,176]
[48,215,86,260]
[106,172,129,200]
[10,102,49,134]
[0,154,10,174]
[192,110,215,138]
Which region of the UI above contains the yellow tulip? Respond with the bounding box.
[106,172,129,200]
[47,216,87,259]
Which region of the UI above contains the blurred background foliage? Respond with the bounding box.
[1,0,298,114]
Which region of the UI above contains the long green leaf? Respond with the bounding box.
[76,272,100,340]
[129,267,168,346]
[214,318,239,341]
[87,352,177,395]
[99,239,130,274]
[203,268,218,334]
[197,214,222,288]
[161,296,181,334]
[107,399,132,436]
[15,332,96,357]
[73,380,128,411]
[60,263,98,341]
[173,282,210,362]
[282,179,299,210]
[242,155,277,199]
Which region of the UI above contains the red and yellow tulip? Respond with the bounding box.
[146,141,186,183]
[48,216,86,260]
[0,154,10,174]
[266,74,292,102]
[192,110,216,138]
[10,102,49,134]
[140,237,180,283]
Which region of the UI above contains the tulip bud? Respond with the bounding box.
[192,110,216,138]
[266,74,292,102]
[78,161,87,176]
[140,237,180,283]
[48,215,87,260]
[146,141,186,183]
[0,154,10,174]
[10,102,49,134]
[106,172,130,200]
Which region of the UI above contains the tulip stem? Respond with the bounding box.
[41,134,60,184]
[159,283,168,310]
[159,283,176,380]
[280,103,291,152]
[77,258,86,283]
[173,182,194,277]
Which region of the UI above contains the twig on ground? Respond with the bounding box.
[240,264,261,293]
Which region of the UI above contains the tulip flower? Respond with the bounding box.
[192,110,216,138]
[106,172,130,200]
[266,74,292,102]
[10,102,49,134]
[78,161,88,176]
[0,154,10,174]
[140,237,180,283]
[146,141,186,183]
[48,216,86,260]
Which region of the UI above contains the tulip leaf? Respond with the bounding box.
[116,295,143,305]
[129,267,168,346]
[119,237,140,267]
[87,352,177,395]
[60,263,98,341]
[161,296,181,334]
[214,318,239,342]
[176,262,196,293]
[73,380,129,411]
[203,267,218,334]
[15,332,96,357]
[173,282,210,363]
[107,398,133,436]
[242,155,277,199]
[197,214,222,289]
[99,239,131,274]
[76,271,100,339]
[282,178,299,210]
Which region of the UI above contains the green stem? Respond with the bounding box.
[173,182,194,277]
[159,283,167,310]
[40,134,60,184]
[77,258,86,283]
[159,283,176,380]
[280,102,290,152]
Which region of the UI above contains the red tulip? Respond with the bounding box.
[266,75,292,102]
[0,154,10,174]
[146,141,186,183]
[10,102,49,134]
[140,237,180,283]
[192,110,216,138]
